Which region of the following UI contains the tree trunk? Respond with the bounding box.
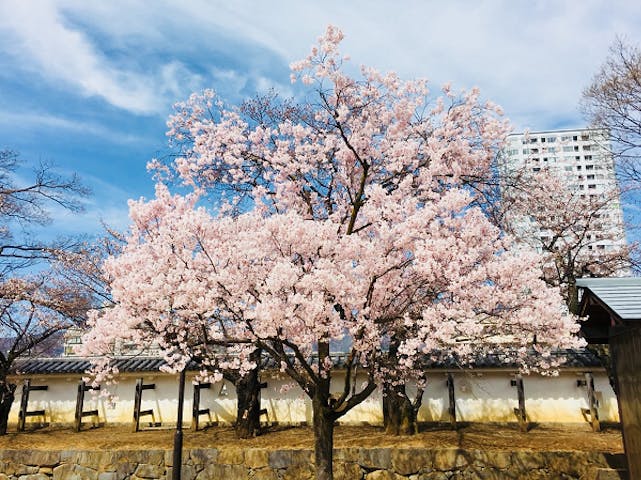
[567,278,579,315]
[313,393,335,480]
[233,349,263,438]
[0,379,16,435]
[383,334,420,435]
[383,382,418,435]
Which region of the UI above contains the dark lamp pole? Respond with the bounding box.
[172,367,187,480]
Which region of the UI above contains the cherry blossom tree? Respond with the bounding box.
[85,27,584,480]
[499,157,631,313]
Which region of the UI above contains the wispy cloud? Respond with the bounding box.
[3,0,641,129]
[0,1,203,115]
[0,111,148,145]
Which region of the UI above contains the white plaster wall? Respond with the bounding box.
[417,370,619,424]
[7,368,619,428]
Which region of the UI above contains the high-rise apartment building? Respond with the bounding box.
[500,127,626,256]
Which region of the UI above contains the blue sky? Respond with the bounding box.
[1,0,641,239]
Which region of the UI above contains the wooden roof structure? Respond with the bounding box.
[577,277,641,343]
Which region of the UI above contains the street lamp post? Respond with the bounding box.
[172,367,187,480]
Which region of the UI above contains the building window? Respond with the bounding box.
[587,174,595,180]
[547,137,557,143]
[586,165,594,170]
[588,184,596,189]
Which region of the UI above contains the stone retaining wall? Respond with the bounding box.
[0,448,627,479]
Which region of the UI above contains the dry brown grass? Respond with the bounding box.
[0,423,624,453]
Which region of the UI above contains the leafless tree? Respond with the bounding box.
[0,149,91,433]
[582,38,641,185]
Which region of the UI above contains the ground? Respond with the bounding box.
[0,424,624,453]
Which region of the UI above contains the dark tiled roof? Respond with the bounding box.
[12,349,603,376]
[13,357,201,375]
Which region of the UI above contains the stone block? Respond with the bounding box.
[511,451,546,471]
[359,449,392,470]
[245,449,269,468]
[53,464,77,480]
[268,450,292,469]
[290,450,313,466]
[189,448,217,467]
[97,473,121,480]
[365,470,406,480]
[217,448,244,465]
[69,451,104,467]
[472,468,508,480]
[418,473,448,480]
[71,465,98,480]
[334,448,360,462]
[32,451,61,468]
[17,474,50,480]
[486,451,511,470]
[391,449,432,475]
[0,461,15,475]
[196,464,249,479]
[544,451,587,477]
[251,468,279,480]
[13,464,39,476]
[6,450,60,467]
[433,449,467,471]
[134,464,165,479]
[282,463,315,480]
[137,450,165,466]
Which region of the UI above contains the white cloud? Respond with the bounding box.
[150,0,641,130]
[0,110,148,144]
[0,1,203,115]
[2,0,641,129]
